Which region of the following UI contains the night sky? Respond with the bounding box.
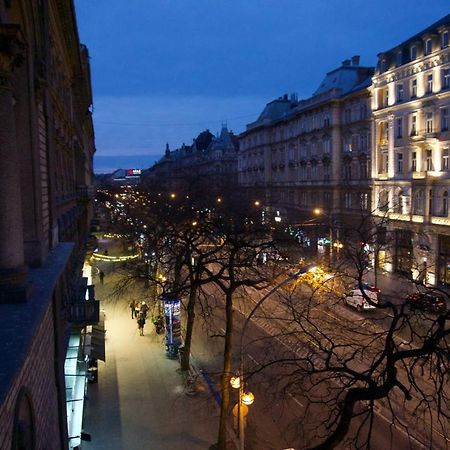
[74,1,450,173]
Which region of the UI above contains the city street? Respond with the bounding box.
[82,244,220,450]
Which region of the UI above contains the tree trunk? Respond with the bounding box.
[180,283,197,371]
[217,291,234,450]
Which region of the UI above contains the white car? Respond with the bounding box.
[344,288,378,310]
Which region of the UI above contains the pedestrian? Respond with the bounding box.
[137,312,146,336]
[99,270,105,284]
[129,299,136,319]
[140,301,149,318]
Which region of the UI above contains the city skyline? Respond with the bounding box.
[74,1,450,173]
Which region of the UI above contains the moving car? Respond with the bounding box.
[406,292,447,314]
[344,288,378,311]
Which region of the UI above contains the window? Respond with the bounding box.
[429,189,434,216]
[396,51,403,67]
[396,153,404,174]
[443,191,448,216]
[323,139,331,154]
[343,161,352,180]
[360,104,367,120]
[426,112,434,133]
[382,152,389,173]
[323,162,330,180]
[410,114,417,136]
[360,193,369,210]
[396,117,403,138]
[410,45,417,61]
[311,163,318,179]
[442,148,449,171]
[384,89,389,107]
[379,190,389,211]
[443,68,450,90]
[412,151,417,171]
[359,160,368,179]
[343,135,352,152]
[344,108,351,123]
[426,74,433,94]
[360,133,369,151]
[396,84,404,102]
[323,116,330,127]
[344,192,352,209]
[413,189,424,214]
[442,31,449,49]
[426,149,433,171]
[425,39,432,55]
[411,79,417,98]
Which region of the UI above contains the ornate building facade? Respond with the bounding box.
[143,125,239,197]
[239,57,373,248]
[0,2,96,449]
[372,14,450,285]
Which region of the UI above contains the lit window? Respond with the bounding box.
[344,192,352,209]
[412,151,417,171]
[396,84,404,102]
[443,148,449,171]
[382,152,389,173]
[425,38,432,55]
[426,112,434,133]
[442,108,449,131]
[411,79,417,98]
[396,117,403,138]
[426,74,433,94]
[442,68,450,90]
[410,114,417,136]
[410,45,417,61]
[360,193,369,210]
[426,149,433,171]
[442,31,449,49]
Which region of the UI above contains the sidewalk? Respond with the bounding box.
[82,254,219,449]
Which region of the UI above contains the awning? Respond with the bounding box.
[88,311,106,361]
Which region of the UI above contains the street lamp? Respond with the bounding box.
[235,263,317,450]
[313,208,339,263]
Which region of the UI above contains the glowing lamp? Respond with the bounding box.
[241,391,254,405]
[230,376,241,389]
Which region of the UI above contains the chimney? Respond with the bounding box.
[342,59,351,67]
[351,55,360,66]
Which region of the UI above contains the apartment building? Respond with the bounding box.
[239,57,373,249]
[0,2,97,449]
[372,14,450,285]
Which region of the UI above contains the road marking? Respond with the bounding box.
[287,392,304,408]
[374,406,428,449]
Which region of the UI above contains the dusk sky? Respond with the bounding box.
[74,1,450,173]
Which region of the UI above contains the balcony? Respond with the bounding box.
[77,185,95,202]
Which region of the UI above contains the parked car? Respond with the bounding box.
[406,292,447,314]
[344,288,378,311]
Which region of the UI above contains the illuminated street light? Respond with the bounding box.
[192,221,198,227]
[217,197,222,203]
[254,200,260,207]
[170,193,176,199]
[236,263,316,450]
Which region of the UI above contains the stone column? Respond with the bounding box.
[0,24,28,302]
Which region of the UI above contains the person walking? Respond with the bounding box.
[129,299,136,319]
[140,301,149,318]
[137,312,146,336]
[99,270,105,285]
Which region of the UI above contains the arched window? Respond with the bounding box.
[12,389,35,450]
[443,191,448,217]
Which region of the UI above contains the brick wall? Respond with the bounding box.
[0,299,65,450]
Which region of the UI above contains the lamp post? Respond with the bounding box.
[235,263,317,450]
[313,208,340,264]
